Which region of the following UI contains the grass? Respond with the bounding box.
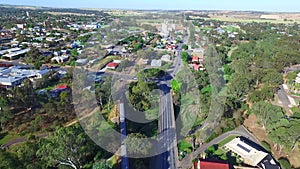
[178,140,193,153]
[96,55,122,69]
[218,135,237,147]
[206,17,297,24]
[0,133,22,145]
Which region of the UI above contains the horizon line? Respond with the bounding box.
[1,3,300,13]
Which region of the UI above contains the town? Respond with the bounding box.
[0,3,300,169]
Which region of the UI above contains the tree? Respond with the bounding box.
[92,161,112,169]
[37,125,98,169]
[0,150,22,169]
[0,98,12,130]
[171,79,181,93]
[124,133,152,157]
[250,101,284,129]
[182,44,188,50]
[181,51,189,63]
[129,80,151,111]
[12,79,36,109]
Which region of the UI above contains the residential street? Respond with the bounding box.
[178,125,260,169]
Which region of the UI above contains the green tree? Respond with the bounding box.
[12,79,36,109]
[129,80,151,111]
[92,161,112,169]
[37,125,98,169]
[0,98,12,130]
[182,44,188,50]
[250,101,284,129]
[0,150,22,169]
[171,79,181,93]
[124,133,152,157]
[181,51,189,63]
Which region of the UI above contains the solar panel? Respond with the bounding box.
[237,143,251,153]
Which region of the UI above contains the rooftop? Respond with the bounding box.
[224,137,268,167]
[194,160,230,169]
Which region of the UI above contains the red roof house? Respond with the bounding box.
[106,62,119,70]
[192,56,199,63]
[56,84,68,90]
[194,160,230,169]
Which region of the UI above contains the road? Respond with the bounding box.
[0,133,48,149]
[156,30,188,169]
[156,80,177,169]
[119,101,129,169]
[277,85,291,106]
[178,125,260,169]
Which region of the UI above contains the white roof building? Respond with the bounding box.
[0,66,49,87]
[161,54,171,62]
[151,59,162,67]
[224,137,268,167]
[51,55,69,63]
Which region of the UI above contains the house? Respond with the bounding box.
[75,58,88,66]
[151,59,162,67]
[192,56,199,63]
[2,48,30,60]
[194,160,230,169]
[0,66,49,87]
[166,44,176,50]
[142,59,149,65]
[51,55,69,63]
[48,84,69,98]
[106,62,119,70]
[224,137,269,167]
[161,54,171,62]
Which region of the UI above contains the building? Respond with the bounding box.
[48,84,69,98]
[142,59,149,65]
[194,160,230,169]
[224,137,268,167]
[2,48,30,60]
[75,58,88,66]
[51,55,69,63]
[0,66,49,88]
[151,59,162,67]
[192,56,199,63]
[106,62,119,70]
[161,54,171,62]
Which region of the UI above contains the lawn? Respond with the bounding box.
[218,135,237,147]
[96,55,122,69]
[178,140,193,153]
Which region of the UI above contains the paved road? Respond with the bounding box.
[156,80,178,169]
[156,30,188,169]
[277,85,291,106]
[178,125,260,169]
[119,101,129,169]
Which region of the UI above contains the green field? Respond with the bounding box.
[206,17,297,24]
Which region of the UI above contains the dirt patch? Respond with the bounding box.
[244,114,300,168]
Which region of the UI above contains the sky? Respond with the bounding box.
[0,0,300,12]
